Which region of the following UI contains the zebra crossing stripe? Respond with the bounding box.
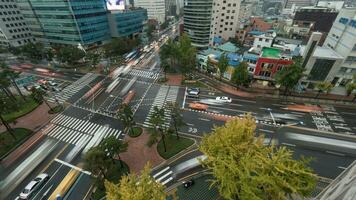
[156,171,173,182]
[161,177,173,185]
[62,130,75,143]
[68,131,80,144]
[153,167,170,178]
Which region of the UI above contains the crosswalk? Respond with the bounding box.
[47,73,98,104]
[152,166,174,186]
[143,86,179,129]
[128,69,159,79]
[42,114,122,146]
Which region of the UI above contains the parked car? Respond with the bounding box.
[182,179,195,188]
[19,173,50,199]
[215,96,232,103]
[187,88,200,98]
[48,81,58,86]
[189,103,208,111]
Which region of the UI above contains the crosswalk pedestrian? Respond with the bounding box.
[47,73,98,104]
[42,114,122,146]
[127,69,159,79]
[143,86,179,129]
[152,166,174,186]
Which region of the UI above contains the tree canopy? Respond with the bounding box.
[275,58,304,95]
[217,53,229,80]
[104,163,166,200]
[199,115,317,200]
[55,45,85,66]
[315,81,333,97]
[231,61,250,88]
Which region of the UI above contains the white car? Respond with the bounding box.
[215,96,232,103]
[19,173,49,199]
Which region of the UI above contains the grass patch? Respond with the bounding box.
[48,105,64,114]
[92,160,129,200]
[183,80,208,89]
[128,127,143,138]
[0,128,33,158]
[157,135,194,159]
[3,97,40,122]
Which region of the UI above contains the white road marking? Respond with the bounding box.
[259,129,274,133]
[341,112,356,116]
[153,167,170,178]
[326,151,345,156]
[54,158,91,175]
[182,87,187,109]
[198,118,210,122]
[337,166,347,170]
[281,142,296,147]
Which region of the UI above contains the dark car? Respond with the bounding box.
[182,179,195,188]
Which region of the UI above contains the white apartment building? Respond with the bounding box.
[238,1,253,22]
[323,8,356,87]
[209,0,241,46]
[0,0,34,47]
[135,0,166,23]
[252,33,275,52]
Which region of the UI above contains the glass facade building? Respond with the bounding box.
[17,0,110,46]
[108,8,147,37]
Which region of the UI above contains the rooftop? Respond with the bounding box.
[313,46,344,59]
[261,47,282,59]
[216,42,239,53]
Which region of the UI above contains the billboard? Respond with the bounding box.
[106,0,125,10]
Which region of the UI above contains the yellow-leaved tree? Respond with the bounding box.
[104,163,166,200]
[199,114,317,200]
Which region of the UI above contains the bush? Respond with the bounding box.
[157,135,194,159]
[128,127,142,138]
[0,128,33,158]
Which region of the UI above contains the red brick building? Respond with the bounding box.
[254,47,293,81]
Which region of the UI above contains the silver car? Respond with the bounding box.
[19,173,49,199]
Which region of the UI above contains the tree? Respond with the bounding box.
[315,81,333,98]
[1,62,25,100]
[21,42,45,61]
[0,71,16,101]
[86,50,101,68]
[346,82,356,102]
[146,24,155,41]
[148,106,167,151]
[167,102,185,140]
[0,93,18,140]
[161,60,170,80]
[275,58,304,96]
[30,87,53,111]
[199,115,317,200]
[117,104,135,136]
[217,53,229,80]
[231,61,250,88]
[105,163,166,200]
[177,34,196,75]
[100,135,128,168]
[55,45,85,66]
[85,146,113,182]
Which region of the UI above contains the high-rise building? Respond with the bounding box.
[0,0,34,47]
[135,0,166,23]
[323,8,356,87]
[17,0,110,47]
[209,0,241,46]
[183,0,213,48]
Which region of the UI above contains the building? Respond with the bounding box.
[238,1,253,22]
[292,6,339,44]
[254,47,293,81]
[284,0,313,9]
[243,51,259,73]
[317,160,356,200]
[183,0,213,48]
[0,0,34,47]
[17,0,110,47]
[209,0,241,46]
[165,0,178,16]
[135,0,166,23]
[252,32,276,52]
[323,8,356,87]
[107,8,148,38]
[236,17,274,46]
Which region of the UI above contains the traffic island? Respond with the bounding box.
[157,135,195,159]
[3,97,40,122]
[128,127,143,138]
[0,128,33,158]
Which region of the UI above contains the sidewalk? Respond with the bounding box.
[0,103,54,133]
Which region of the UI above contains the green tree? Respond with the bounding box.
[100,135,128,168]
[346,82,356,102]
[0,63,25,100]
[177,34,196,75]
[231,61,250,88]
[167,102,185,140]
[148,106,167,151]
[146,24,155,41]
[199,115,317,200]
[55,45,85,66]
[21,42,45,61]
[118,104,136,136]
[86,50,101,68]
[0,93,18,140]
[30,87,53,111]
[104,163,166,200]
[160,38,178,69]
[315,81,333,98]
[275,58,304,96]
[0,71,16,101]
[217,53,229,80]
[85,146,113,182]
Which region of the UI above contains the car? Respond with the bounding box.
[182,179,195,188]
[187,87,200,95]
[48,81,58,86]
[51,87,61,92]
[188,103,208,111]
[19,173,49,199]
[215,96,232,103]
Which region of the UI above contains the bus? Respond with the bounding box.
[125,49,139,62]
[48,169,80,200]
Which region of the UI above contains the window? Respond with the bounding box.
[233,3,236,6]
[230,28,232,31]
[265,39,269,42]
[226,16,229,19]
[308,59,335,81]
[219,31,222,33]
[222,13,224,16]
[225,22,228,25]
[259,38,262,41]
[230,22,233,25]
[228,3,231,6]
[222,7,225,10]
[227,10,230,13]
[345,56,356,63]
[224,28,227,31]
[231,16,234,19]
[221,19,224,22]
[232,10,235,13]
